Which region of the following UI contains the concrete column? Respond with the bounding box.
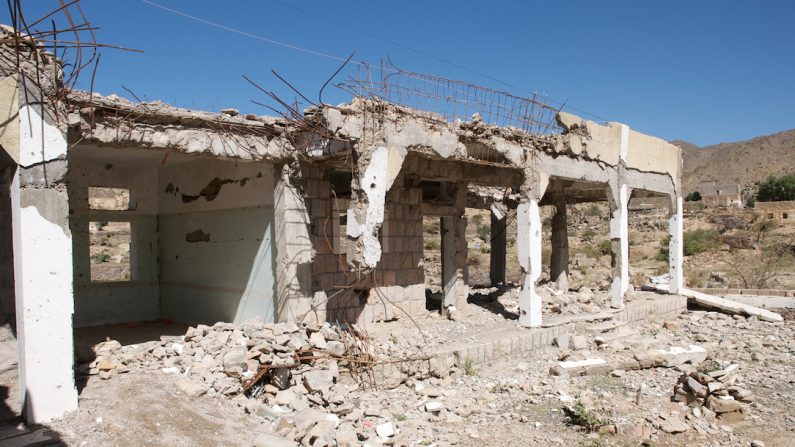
[608,183,631,309]
[0,159,15,328]
[347,146,406,270]
[7,74,78,422]
[489,210,506,286]
[273,163,314,322]
[517,198,544,327]
[441,215,467,314]
[668,196,684,294]
[549,195,569,291]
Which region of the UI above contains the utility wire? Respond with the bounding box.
[139,0,362,64]
[267,0,610,122]
[139,0,609,122]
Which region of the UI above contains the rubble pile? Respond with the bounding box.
[541,287,613,315]
[673,361,755,422]
[79,320,463,445]
[81,321,357,397]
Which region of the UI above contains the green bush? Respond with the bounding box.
[581,244,601,259]
[477,224,490,241]
[683,228,722,255]
[746,197,756,208]
[424,239,439,250]
[657,228,721,260]
[598,239,612,256]
[685,191,702,202]
[585,204,601,217]
[581,229,596,240]
[91,252,111,263]
[757,175,795,202]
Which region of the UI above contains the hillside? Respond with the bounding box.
[675,128,795,195]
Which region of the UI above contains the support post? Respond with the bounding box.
[517,172,548,328]
[273,163,315,322]
[549,194,569,291]
[608,183,630,309]
[668,195,684,294]
[9,74,78,422]
[489,210,506,286]
[441,215,467,314]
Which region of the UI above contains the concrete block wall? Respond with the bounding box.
[291,167,426,324]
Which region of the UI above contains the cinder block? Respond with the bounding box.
[382,270,397,286]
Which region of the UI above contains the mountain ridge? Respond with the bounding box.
[674,128,795,195]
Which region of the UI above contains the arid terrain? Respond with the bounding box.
[677,128,795,195]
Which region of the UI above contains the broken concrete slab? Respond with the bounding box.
[685,288,784,322]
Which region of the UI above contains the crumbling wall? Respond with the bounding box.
[158,157,276,325]
[308,167,425,324]
[67,153,160,327]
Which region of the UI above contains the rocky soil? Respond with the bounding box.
[0,299,789,446]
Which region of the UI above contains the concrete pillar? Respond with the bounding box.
[489,210,506,286]
[6,74,78,422]
[516,172,548,328]
[668,196,684,294]
[347,146,406,270]
[517,198,544,327]
[0,158,15,329]
[549,195,569,291]
[273,163,314,322]
[441,215,467,313]
[608,183,631,309]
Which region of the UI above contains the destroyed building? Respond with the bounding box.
[696,180,743,207]
[755,200,795,222]
[0,27,686,423]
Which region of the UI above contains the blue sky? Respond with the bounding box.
[7,1,795,146]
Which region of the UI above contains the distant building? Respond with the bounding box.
[755,200,795,223]
[696,180,742,207]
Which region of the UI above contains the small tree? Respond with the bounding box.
[685,191,702,202]
[723,214,795,288]
[757,175,795,202]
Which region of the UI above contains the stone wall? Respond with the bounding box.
[755,200,795,221]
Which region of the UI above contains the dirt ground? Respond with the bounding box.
[1,294,793,446]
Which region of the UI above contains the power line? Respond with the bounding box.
[139,0,360,64]
[267,0,611,122]
[139,0,610,122]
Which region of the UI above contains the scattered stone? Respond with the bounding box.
[253,433,297,447]
[706,395,741,414]
[174,377,206,398]
[375,421,395,439]
[304,369,334,392]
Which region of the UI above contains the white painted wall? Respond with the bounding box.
[68,157,160,327]
[158,158,277,324]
